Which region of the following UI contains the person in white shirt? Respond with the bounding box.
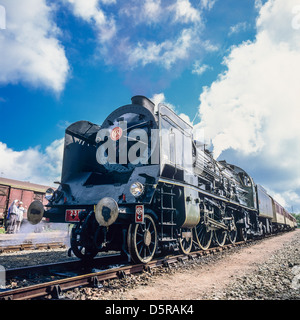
[16,201,26,232]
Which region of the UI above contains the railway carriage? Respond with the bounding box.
[256,185,273,234]
[27,96,295,263]
[0,177,51,227]
[271,198,286,231]
[285,211,296,230]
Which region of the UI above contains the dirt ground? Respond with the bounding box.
[109,230,300,300]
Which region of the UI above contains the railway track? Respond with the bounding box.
[4,253,123,280]
[0,241,66,253]
[0,239,254,300]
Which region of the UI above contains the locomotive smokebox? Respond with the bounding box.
[95,197,119,227]
[27,200,44,225]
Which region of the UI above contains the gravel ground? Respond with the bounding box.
[215,234,300,300]
[0,247,76,269]
[62,250,226,300]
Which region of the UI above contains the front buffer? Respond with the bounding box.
[68,197,131,260]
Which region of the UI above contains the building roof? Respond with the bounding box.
[0,177,52,193]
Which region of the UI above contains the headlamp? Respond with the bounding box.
[45,188,55,201]
[130,182,144,197]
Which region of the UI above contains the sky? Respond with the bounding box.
[0,0,300,212]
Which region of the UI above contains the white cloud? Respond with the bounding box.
[202,40,219,52]
[151,93,167,107]
[120,0,200,25]
[192,61,211,75]
[101,0,116,4]
[0,0,69,93]
[127,28,196,68]
[267,189,300,213]
[171,0,201,23]
[200,0,216,11]
[0,139,64,186]
[63,0,116,42]
[63,1,206,70]
[151,92,177,111]
[151,92,193,126]
[143,0,163,23]
[196,0,300,210]
[254,0,263,10]
[0,5,5,30]
[228,22,248,35]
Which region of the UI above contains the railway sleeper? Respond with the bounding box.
[49,284,65,300]
[143,265,153,274]
[117,270,127,279]
[89,276,103,289]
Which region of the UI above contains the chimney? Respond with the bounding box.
[131,96,155,111]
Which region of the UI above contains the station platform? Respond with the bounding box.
[0,230,69,246]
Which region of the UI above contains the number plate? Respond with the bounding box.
[65,209,82,222]
[135,205,144,223]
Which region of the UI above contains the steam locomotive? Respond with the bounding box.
[27,96,297,263]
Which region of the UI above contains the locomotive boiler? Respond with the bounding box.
[27,96,296,263]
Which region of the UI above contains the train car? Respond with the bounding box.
[0,177,52,227]
[270,198,286,232]
[289,214,297,229]
[294,217,299,229]
[256,184,273,234]
[290,213,296,229]
[26,96,294,263]
[294,216,298,228]
[284,210,296,230]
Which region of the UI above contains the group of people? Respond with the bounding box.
[6,199,27,234]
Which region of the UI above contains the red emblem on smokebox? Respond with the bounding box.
[111,127,123,141]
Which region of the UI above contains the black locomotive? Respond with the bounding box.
[27,96,297,263]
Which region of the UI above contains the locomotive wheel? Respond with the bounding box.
[178,228,193,254]
[227,213,237,244]
[70,227,98,260]
[193,218,212,250]
[227,226,237,244]
[213,229,227,247]
[238,227,247,242]
[213,206,227,247]
[129,214,157,264]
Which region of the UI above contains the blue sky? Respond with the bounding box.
[0,0,300,212]
[0,0,259,149]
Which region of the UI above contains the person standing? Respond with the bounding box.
[7,199,19,234]
[16,201,26,232]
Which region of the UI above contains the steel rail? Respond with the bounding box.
[0,242,66,253]
[0,263,142,300]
